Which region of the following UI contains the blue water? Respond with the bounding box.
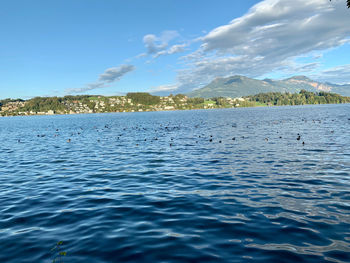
[0,104,349,263]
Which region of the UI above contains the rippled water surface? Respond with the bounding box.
[1,104,350,262]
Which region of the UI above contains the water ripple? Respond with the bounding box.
[0,104,349,262]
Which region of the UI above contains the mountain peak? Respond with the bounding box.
[215,75,246,80]
[229,75,249,80]
[286,75,312,81]
[187,74,350,98]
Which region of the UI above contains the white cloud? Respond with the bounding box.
[98,65,135,83]
[154,44,187,58]
[168,44,186,54]
[143,30,179,54]
[66,64,135,94]
[170,0,350,93]
[142,30,187,58]
[143,34,167,54]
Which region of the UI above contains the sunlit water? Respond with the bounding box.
[0,104,349,263]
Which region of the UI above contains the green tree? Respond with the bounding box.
[126,92,160,105]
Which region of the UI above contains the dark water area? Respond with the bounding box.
[0,104,349,263]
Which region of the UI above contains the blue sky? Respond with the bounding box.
[1,0,350,99]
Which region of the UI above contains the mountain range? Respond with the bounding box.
[187,75,350,98]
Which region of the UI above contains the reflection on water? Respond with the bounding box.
[0,104,349,262]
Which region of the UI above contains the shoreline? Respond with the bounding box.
[2,91,349,117]
[1,102,348,118]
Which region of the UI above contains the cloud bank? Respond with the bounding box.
[170,0,350,93]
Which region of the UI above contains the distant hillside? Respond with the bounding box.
[187,75,350,98]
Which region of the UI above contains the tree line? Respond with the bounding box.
[246,90,350,106]
[1,90,349,115]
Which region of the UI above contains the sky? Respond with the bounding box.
[1,0,350,99]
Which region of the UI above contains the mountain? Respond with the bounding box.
[187,75,350,98]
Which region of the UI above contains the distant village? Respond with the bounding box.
[0,93,249,117]
[2,90,348,117]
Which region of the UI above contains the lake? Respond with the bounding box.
[0,104,349,262]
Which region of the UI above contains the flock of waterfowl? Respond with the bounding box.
[14,118,320,148]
